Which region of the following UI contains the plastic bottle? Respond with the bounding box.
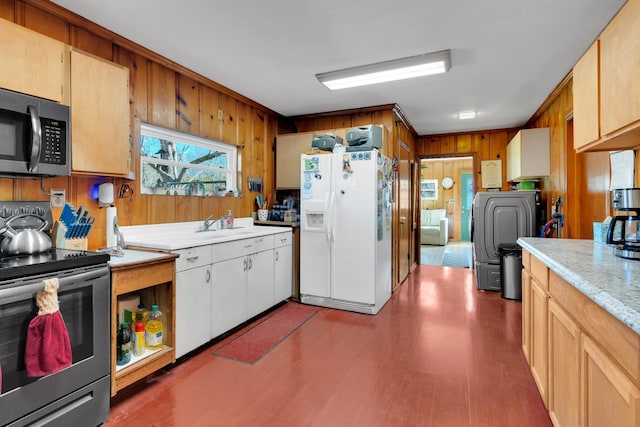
[116,322,131,365]
[226,210,234,229]
[132,321,146,357]
[145,305,164,351]
[133,303,148,325]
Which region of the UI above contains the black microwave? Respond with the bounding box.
[0,87,70,177]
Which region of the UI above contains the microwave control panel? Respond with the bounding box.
[40,117,66,165]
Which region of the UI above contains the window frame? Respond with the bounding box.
[139,123,238,196]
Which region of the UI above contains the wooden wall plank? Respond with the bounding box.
[0,1,15,20]
[199,85,220,140]
[219,92,237,145]
[176,75,199,135]
[115,47,148,123]
[72,27,112,60]
[148,62,176,128]
[23,3,68,42]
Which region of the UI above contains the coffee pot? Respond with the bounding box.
[607,188,640,259]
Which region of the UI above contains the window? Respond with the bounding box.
[139,123,237,196]
[421,179,438,200]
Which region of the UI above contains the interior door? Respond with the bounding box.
[460,172,474,241]
[398,142,411,285]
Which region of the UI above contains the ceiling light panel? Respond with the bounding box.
[317,50,451,90]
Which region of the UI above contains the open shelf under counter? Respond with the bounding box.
[109,249,179,396]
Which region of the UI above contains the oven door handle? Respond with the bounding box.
[0,266,109,301]
[27,104,42,173]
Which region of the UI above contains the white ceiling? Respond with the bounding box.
[51,0,625,136]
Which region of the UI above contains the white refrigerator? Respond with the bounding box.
[299,149,392,314]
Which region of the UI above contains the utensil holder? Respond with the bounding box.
[52,221,88,250]
[257,209,269,221]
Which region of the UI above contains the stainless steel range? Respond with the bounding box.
[0,201,111,426]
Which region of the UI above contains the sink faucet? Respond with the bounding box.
[203,214,227,231]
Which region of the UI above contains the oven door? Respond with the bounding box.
[0,264,110,426]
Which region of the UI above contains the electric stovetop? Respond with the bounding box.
[0,248,110,282]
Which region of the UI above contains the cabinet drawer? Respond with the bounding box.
[274,231,292,247]
[211,235,275,263]
[530,256,548,290]
[175,246,212,271]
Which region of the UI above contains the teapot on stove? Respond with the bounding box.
[0,213,52,255]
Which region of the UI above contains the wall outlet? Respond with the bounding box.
[51,189,65,207]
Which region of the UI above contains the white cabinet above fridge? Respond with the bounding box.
[506,128,550,182]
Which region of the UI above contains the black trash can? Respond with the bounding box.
[498,243,522,300]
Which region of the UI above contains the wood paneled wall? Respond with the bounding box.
[416,129,515,193]
[419,157,473,241]
[1,0,279,250]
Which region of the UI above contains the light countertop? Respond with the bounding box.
[108,248,177,267]
[120,218,291,251]
[517,237,640,335]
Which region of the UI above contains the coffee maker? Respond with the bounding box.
[607,188,640,260]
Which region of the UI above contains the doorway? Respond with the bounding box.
[418,155,475,267]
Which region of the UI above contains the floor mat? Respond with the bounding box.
[441,242,473,268]
[212,305,317,364]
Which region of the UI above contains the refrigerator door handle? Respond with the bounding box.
[326,190,336,242]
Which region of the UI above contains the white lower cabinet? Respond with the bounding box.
[211,256,247,337]
[274,232,293,303]
[247,250,275,318]
[175,265,211,358]
[174,246,212,358]
[211,234,279,338]
[172,229,293,356]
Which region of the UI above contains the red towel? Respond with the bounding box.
[25,278,72,377]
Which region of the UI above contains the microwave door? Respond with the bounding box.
[27,105,41,173]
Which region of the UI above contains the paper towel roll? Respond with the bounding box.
[106,206,117,247]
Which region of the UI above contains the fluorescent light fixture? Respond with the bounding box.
[457,111,476,120]
[316,49,451,90]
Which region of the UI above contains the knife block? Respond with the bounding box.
[52,221,88,250]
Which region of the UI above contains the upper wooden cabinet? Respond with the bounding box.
[276,133,314,189]
[573,41,600,150]
[506,128,550,182]
[71,48,131,177]
[573,1,640,152]
[276,128,348,189]
[0,18,69,103]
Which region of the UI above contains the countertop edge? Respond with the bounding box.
[518,238,640,335]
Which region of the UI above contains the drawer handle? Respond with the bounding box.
[186,255,200,262]
[280,238,287,243]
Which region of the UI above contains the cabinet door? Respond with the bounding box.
[548,299,581,427]
[247,250,275,318]
[599,0,640,137]
[71,49,130,177]
[522,268,531,363]
[582,335,640,427]
[274,244,293,303]
[0,19,68,103]
[211,257,247,337]
[175,265,211,358]
[275,133,313,189]
[531,278,550,407]
[573,41,600,149]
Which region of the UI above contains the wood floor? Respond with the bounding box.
[106,265,551,427]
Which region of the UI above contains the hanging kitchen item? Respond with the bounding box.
[0,214,52,255]
[25,278,72,377]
